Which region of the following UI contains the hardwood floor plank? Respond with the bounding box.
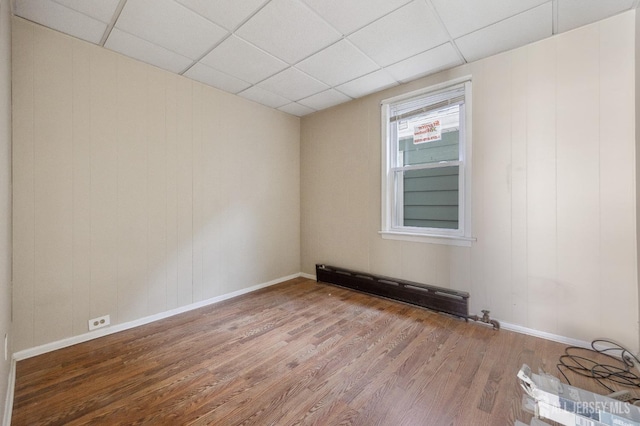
[11,278,625,425]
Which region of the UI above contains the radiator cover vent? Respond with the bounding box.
[316,264,470,319]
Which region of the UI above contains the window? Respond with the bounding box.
[380,79,473,246]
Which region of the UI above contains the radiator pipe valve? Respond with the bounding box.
[469,309,500,330]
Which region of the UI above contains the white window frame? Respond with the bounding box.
[379,77,474,247]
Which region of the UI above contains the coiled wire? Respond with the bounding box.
[557,339,640,400]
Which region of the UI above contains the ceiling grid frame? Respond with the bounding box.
[11,0,638,116]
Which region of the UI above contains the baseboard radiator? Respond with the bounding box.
[315,264,470,319]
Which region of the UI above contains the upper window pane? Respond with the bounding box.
[396,105,461,166]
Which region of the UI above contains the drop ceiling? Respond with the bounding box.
[12,0,638,116]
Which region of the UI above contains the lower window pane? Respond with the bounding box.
[402,166,459,229]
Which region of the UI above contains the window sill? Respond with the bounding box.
[379,231,475,247]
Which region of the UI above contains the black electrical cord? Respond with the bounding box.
[557,339,640,400]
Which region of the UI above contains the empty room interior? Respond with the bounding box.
[2,0,640,424]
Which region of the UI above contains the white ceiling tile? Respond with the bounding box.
[200,35,287,84]
[235,0,341,64]
[348,0,449,67]
[336,70,397,99]
[455,2,552,63]
[51,0,120,23]
[184,63,251,94]
[238,86,291,109]
[278,102,316,116]
[556,0,634,33]
[296,40,379,86]
[302,0,412,35]
[15,0,107,43]
[298,89,352,110]
[105,28,194,73]
[175,0,269,31]
[431,0,548,39]
[115,0,228,60]
[386,43,463,83]
[258,68,329,101]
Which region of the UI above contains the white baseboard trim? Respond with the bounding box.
[13,273,302,361]
[2,358,15,426]
[497,320,592,349]
[300,273,316,280]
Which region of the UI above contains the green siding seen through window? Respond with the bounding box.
[402,166,459,228]
[399,130,460,229]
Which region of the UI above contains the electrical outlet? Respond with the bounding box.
[88,314,110,331]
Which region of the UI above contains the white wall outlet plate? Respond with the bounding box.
[88,314,110,331]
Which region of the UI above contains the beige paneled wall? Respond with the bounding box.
[637,0,640,352]
[301,11,638,349]
[12,18,301,351]
[0,0,11,419]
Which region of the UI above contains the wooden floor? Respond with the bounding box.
[11,278,620,425]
